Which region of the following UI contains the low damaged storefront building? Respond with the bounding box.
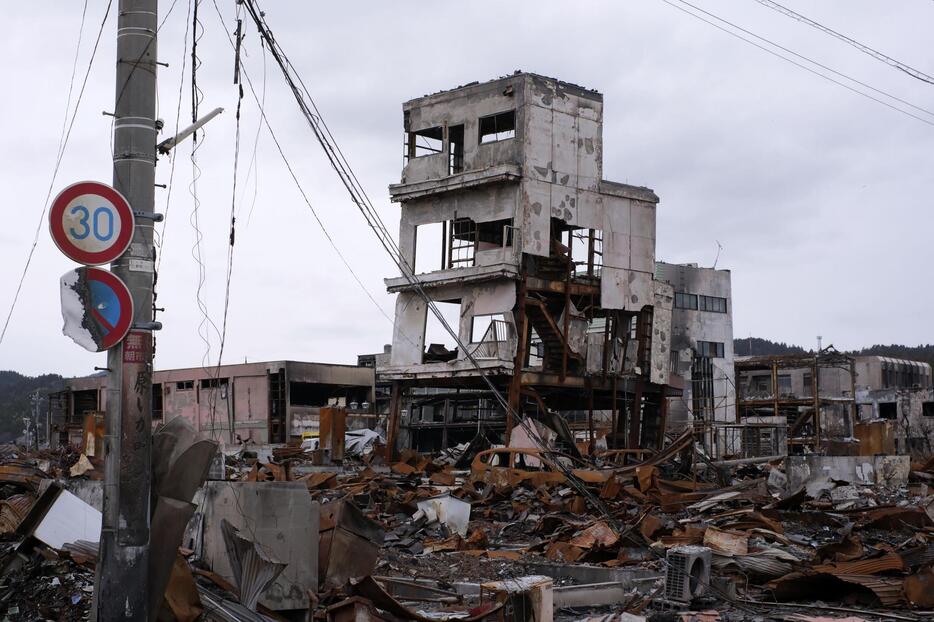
[47,360,375,447]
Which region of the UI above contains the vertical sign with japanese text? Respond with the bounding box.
[117,330,152,544]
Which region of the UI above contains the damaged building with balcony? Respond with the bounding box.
[380,73,677,454]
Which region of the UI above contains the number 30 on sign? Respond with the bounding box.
[49,181,135,266]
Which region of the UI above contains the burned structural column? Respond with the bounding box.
[379,73,673,454]
[506,273,530,443]
[812,358,821,450]
[386,382,402,461]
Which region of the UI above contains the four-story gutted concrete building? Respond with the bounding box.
[382,73,676,453]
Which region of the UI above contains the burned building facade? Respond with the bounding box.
[48,360,375,447]
[736,353,934,457]
[655,262,735,428]
[381,73,675,454]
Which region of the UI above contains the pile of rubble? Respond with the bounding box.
[1,435,934,621]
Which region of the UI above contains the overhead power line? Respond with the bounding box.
[234,0,625,522]
[673,0,934,120]
[154,0,194,275]
[752,0,934,85]
[0,0,113,348]
[658,0,934,127]
[206,0,406,341]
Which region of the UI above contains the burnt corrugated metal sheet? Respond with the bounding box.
[0,494,34,534]
[198,587,276,622]
[812,551,906,575]
[835,574,906,607]
[901,543,934,570]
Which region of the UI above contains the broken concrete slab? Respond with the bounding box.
[522,561,662,591]
[785,454,910,491]
[197,481,319,612]
[553,581,632,608]
[480,576,553,622]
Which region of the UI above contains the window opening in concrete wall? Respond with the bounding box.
[476,218,514,250]
[923,402,934,417]
[748,375,771,397]
[569,228,604,278]
[424,300,461,361]
[777,374,792,396]
[416,218,511,272]
[479,110,515,143]
[448,218,477,267]
[406,126,444,161]
[200,378,229,389]
[696,340,724,358]
[879,402,898,420]
[415,222,445,273]
[471,313,509,359]
[289,382,356,407]
[803,373,813,397]
[674,293,698,310]
[691,356,715,421]
[152,383,163,421]
[175,380,194,390]
[73,389,99,422]
[449,124,464,174]
[699,295,727,313]
[471,314,508,342]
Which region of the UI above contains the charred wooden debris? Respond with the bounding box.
[0,429,931,622]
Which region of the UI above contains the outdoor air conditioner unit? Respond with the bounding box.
[665,545,712,603]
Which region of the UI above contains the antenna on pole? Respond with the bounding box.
[712,240,723,269]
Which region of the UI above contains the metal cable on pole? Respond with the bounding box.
[0,1,112,348]
[207,0,419,347]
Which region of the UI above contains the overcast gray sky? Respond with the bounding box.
[1,1,932,377]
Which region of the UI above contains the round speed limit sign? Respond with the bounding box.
[49,181,135,266]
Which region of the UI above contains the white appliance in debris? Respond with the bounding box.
[665,545,712,603]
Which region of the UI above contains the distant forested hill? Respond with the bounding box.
[733,338,934,369]
[0,371,65,442]
[733,337,809,357]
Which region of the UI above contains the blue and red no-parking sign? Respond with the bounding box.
[60,267,134,352]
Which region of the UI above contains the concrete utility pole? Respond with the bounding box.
[97,0,158,618]
[30,390,40,449]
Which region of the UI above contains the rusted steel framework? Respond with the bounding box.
[734,349,857,454]
[386,243,673,457]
